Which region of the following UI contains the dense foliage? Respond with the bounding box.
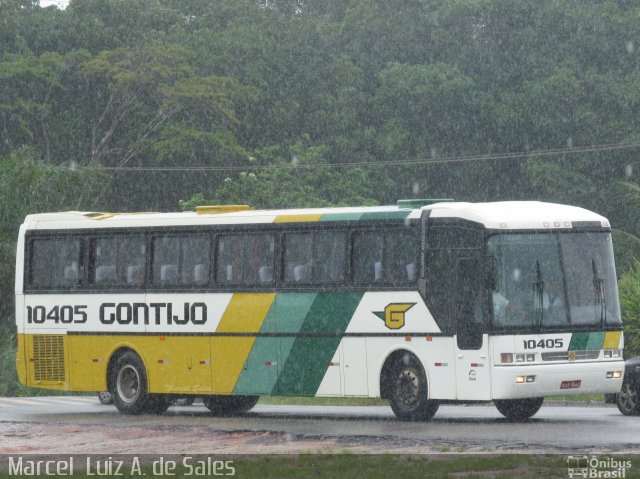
[1,0,639,355]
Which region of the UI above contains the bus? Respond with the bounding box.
[15,200,625,420]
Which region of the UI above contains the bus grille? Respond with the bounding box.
[33,335,65,382]
[541,350,600,361]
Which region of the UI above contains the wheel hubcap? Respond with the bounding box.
[117,365,140,403]
[395,369,419,407]
[619,383,637,411]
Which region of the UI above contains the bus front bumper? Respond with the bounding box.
[491,360,625,399]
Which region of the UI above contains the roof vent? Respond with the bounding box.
[196,205,254,215]
[397,199,454,209]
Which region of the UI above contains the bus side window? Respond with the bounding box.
[89,238,117,285]
[284,233,313,283]
[126,265,144,286]
[353,232,384,284]
[95,265,116,283]
[245,235,275,284]
[385,230,418,286]
[120,237,145,286]
[152,236,179,285]
[181,235,210,285]
[30,237,82,287]
[216,235,244,284]
[194,264,208,284]
[284,232,345,284]
[314,232,345,282]
[353,230,417,286]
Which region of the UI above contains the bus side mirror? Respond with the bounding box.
[484,256,497,291]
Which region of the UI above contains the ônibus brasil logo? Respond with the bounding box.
[567,455,632,478]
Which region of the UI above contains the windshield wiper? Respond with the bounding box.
[533,260,544,328]
[592,259,607,325]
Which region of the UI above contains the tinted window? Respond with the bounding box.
[29,237,82,287]
[386,230,418,284]
[428,226,482,249]
[152,236,180,284]
[181,235,210,285]
[153,235,210,285]
[216,234,274,285]
[353,232,384,283]
[284,232,345,283]
[90,236,146,286]
[353,230,418,285]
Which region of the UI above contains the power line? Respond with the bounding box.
[97,140,640,172]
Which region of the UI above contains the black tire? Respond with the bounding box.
[616,381,640,416]
[97,391,114,405]
[108,351,151,415]
[387,354,439,421]
[203,395,259,416]
[146,395,170,414]
[494,397,544,421]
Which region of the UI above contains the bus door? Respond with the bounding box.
[454,257,491,400]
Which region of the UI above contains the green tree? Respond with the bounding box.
[180,142,376,210]
[0,148,107,323]
[618,263,640,358]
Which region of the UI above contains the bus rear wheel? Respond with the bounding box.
[109,351,153,415]
[387,355,439,421]
[494,397,544,421]
[203,395,259,415]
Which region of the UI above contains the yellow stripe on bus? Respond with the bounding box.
[273,214,323,223]
[603,331,622,349]
[211,293,276,393]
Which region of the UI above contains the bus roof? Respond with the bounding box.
[22,201,609,231]
[425,201,609,230]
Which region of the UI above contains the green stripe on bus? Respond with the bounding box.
[359,211,410,221]
[233,293,317,395]
[274,292,363,396]
[569,333,589,350]
[319,213,363,222]
[585,331,605,350]
[569,332,604,350]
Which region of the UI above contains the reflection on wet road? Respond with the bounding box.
[0,397,638,454]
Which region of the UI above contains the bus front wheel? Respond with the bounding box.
[203,395,259,415]
[494,397,544,421]
[387,355,439,421]
[109,351,154,415]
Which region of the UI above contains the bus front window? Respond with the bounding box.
[559,232,621,326]
[487,232,621,330]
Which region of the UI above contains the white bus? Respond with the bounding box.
[15,200,625,420]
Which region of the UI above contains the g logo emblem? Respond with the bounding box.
[373,303,416,330]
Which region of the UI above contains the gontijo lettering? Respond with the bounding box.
[27,303,208,325]
[100,302,207,325]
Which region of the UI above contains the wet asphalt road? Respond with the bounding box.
[0,396,639,454]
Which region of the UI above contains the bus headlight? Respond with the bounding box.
[606,371,622,379]
[516,375,535,384]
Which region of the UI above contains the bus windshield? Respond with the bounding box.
[487,232,621,330]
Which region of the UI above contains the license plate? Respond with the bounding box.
[560,380,581,389]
